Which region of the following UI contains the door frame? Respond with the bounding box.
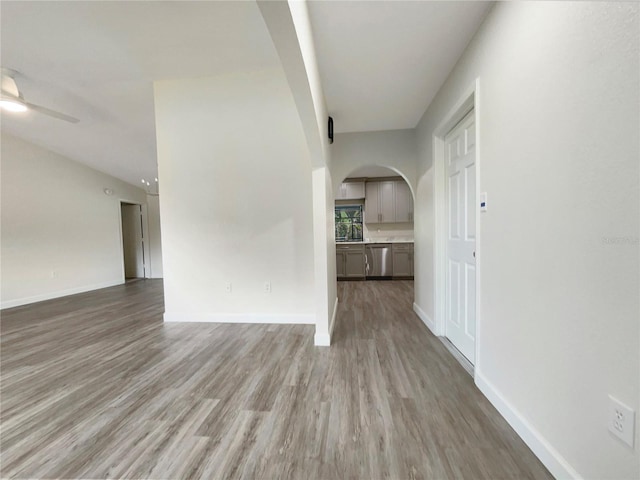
[433,78,482,370]
[117,199,151,282]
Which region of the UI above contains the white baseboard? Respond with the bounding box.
[1,280,123,310]
[314,331,331,346]
[413,302,437,335]
[475,370,581,480]
[163,312,315,325]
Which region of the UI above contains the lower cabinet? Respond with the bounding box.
[336,244,365,279]
[392,243,414,278]
[336,251,346,277]
[337,243,413,280]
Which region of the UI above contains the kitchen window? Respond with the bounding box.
[335,205,363,242]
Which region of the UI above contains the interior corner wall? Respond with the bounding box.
[289,0,338,342]
[311,165,337,345]
[0,133,147,309]
[288,0,331,170]
[414,2,639,479]
[331,129,418,194]
[324,169,337,324]
[146,194,163,278]
[154,69,315,323]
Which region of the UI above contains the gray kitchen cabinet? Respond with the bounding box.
[365,181,395,223]
[345,251,365,277]
[392,243,414,278]
[364,182,379,223]
[365,179,413,224]
[335,181,365,200]
[394,180,413,223]
[379,181,395,223]
[336,251,346,277]
[345,181,365,199]
[336,244,365,279]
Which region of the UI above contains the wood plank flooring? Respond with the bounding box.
[1,279,552,479]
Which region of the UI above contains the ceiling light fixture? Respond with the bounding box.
[0,98,27,112]
[1,68,79,122]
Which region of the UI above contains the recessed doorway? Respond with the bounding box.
[334,166,415,282]
[120,202,146,279]
[443,109,477,365]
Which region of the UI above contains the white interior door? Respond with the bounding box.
[445,110,476,364]
[121,203,145,278]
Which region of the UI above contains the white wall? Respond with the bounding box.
[323,170,337,330]
[312,166,338,345]
[288,0,332,170]
[332,129,418,195]
[259,0,337,342]
[154,68,315,323]
[1,133,147,308]
[146,194,163,278]
[414,2,639,479]
[288,0,338,343]
[365,223,414,242]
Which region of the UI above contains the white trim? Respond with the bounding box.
[116,200,126,283]
[314,297,338,347]
[433,129,446,337]
[433,78,480,353]
[314,331,331,346]
[117,199,134,282]
[473,81,483,369]
[164,312,315,325]
[140,203,152,279]
[475,370,582,480]
[1,280,123,310]
[118,198,151,281]
[412,302,437,335]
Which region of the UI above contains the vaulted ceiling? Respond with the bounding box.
[0,1,279,186]
[1,1,492,186]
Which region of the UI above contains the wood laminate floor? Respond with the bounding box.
[1,280,552,479]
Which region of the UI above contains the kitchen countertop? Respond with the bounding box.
[336,238,414,245]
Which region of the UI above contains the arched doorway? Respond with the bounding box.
[334,165,415,281]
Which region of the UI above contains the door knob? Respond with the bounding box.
[473,251,476,258]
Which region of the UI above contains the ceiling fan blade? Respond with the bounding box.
[24,101,79,123]
[1,74,20,98]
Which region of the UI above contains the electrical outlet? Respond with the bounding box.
[50,270,58,278]
[608,395,635,448]
[264,282,271,293]
[225,282,232,293]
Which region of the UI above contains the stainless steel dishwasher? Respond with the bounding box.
[365,243,393,279]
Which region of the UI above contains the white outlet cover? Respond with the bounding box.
[608,395,635,448]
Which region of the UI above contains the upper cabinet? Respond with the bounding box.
[394,180,413,222]
[365,179,413,224]
[335,181,365,200]
[365,181,392,223]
